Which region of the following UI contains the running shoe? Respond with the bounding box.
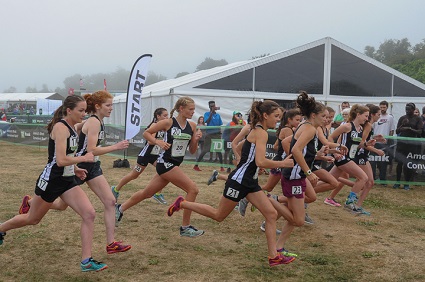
[357,206,371,216]
[180,225,205,237]
[278,247,298,258]
[403,184,410,190]
[220,167,225,172]
[344,202,362,214]
[304,213,314,225]
[106,241,132,254]
[392,183,400,189]
[238,198,249,216]
[324,197,341,207]
[80,258,108,272]
[193,165,202,171]
[260,221,282,235]
[167,196,185,216]
[268,253,295,267]
[0,230,5,246]
[111,186,119,201]
[152,193,167,205]
[115,204,123,227]
[19,195,31,214]
[226,167,231,173]
[159,194,167,204]
[207,170,219,185]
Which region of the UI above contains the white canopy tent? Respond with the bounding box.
[106,37,425,127]
[0,92,64,113]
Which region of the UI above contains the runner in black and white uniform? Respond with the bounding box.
[48,91,131,255]
[111,108,169,204]
[167,100,296,267]
[1,96,108,272]
[267,92,327,259]
[115,97,205,238]
[325,104,371,214]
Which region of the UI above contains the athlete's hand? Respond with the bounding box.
[338,144,348,155]
[194,128,202,141]
[75,167,88,180]
[84,152,95,163]
[333,153,343,160]
[280,154,294,168]
[156,139,171,150]
[375,149,385,156]
[115,140,129,150]
[307,172,318,187]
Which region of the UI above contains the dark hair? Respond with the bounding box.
[348,104,369,122]
[296,91,325,118]
[379,100,389,107]
[406,102,416,110]
[147,107,167,128]
[47,95,85,134]
[249,100,280,129]
[326,106,335,114]
[366,104,380,121]
[84,90,113,114]
[276,108,299,136]
[197,116,205,125]
[208,101,215,107]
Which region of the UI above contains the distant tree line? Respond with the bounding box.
[364,38,425,83]
[2,57,229,95]
[5,39,424,95]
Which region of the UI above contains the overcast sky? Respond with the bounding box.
[1,0,424,92]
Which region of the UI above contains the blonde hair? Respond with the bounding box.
[170,96,195,118]
[83,90,113,114]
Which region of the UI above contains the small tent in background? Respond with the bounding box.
[0,93,64,115]
[106,37,425,127]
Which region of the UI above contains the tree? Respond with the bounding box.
[175,72,190,78]
[3,86,17,93]
[145,71,167,86]
[195,57,228,72]
[25,86,38,93]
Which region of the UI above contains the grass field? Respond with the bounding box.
[1,140,425,282]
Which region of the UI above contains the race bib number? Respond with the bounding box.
[225,187,240,199]
[151,144,161,155]
[292,185,302,195]
[349,144,359,159]
[63,153,75,176]
[171,139,189,157]
[37,178,48,191]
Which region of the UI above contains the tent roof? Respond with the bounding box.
[124,37,425,102]
[0,93,64,102]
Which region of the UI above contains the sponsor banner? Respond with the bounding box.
[2,124,425,184]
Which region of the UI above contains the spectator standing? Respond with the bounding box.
[0,109,6,121]
[331,101,350,128]
[196,116,206,159]
[371,101,395,185]
[193,100,224,171]
[393,102,423,190]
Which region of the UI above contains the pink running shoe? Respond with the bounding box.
[106,241,132,254]
[324,198,341,207]
[167,196,185,216]
[268,253,296,267]
[19,195,31,214]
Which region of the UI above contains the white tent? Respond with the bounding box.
[0,92,64,111]
[106,37,425,126]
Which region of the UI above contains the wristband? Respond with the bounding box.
[305,169,312,176]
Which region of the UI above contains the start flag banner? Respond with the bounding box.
[124,54,152,140]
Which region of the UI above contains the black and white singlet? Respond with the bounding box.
[39,120,79,181]
[75,115,105,162]
[157,117,193,166]
[282,123,318,180]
